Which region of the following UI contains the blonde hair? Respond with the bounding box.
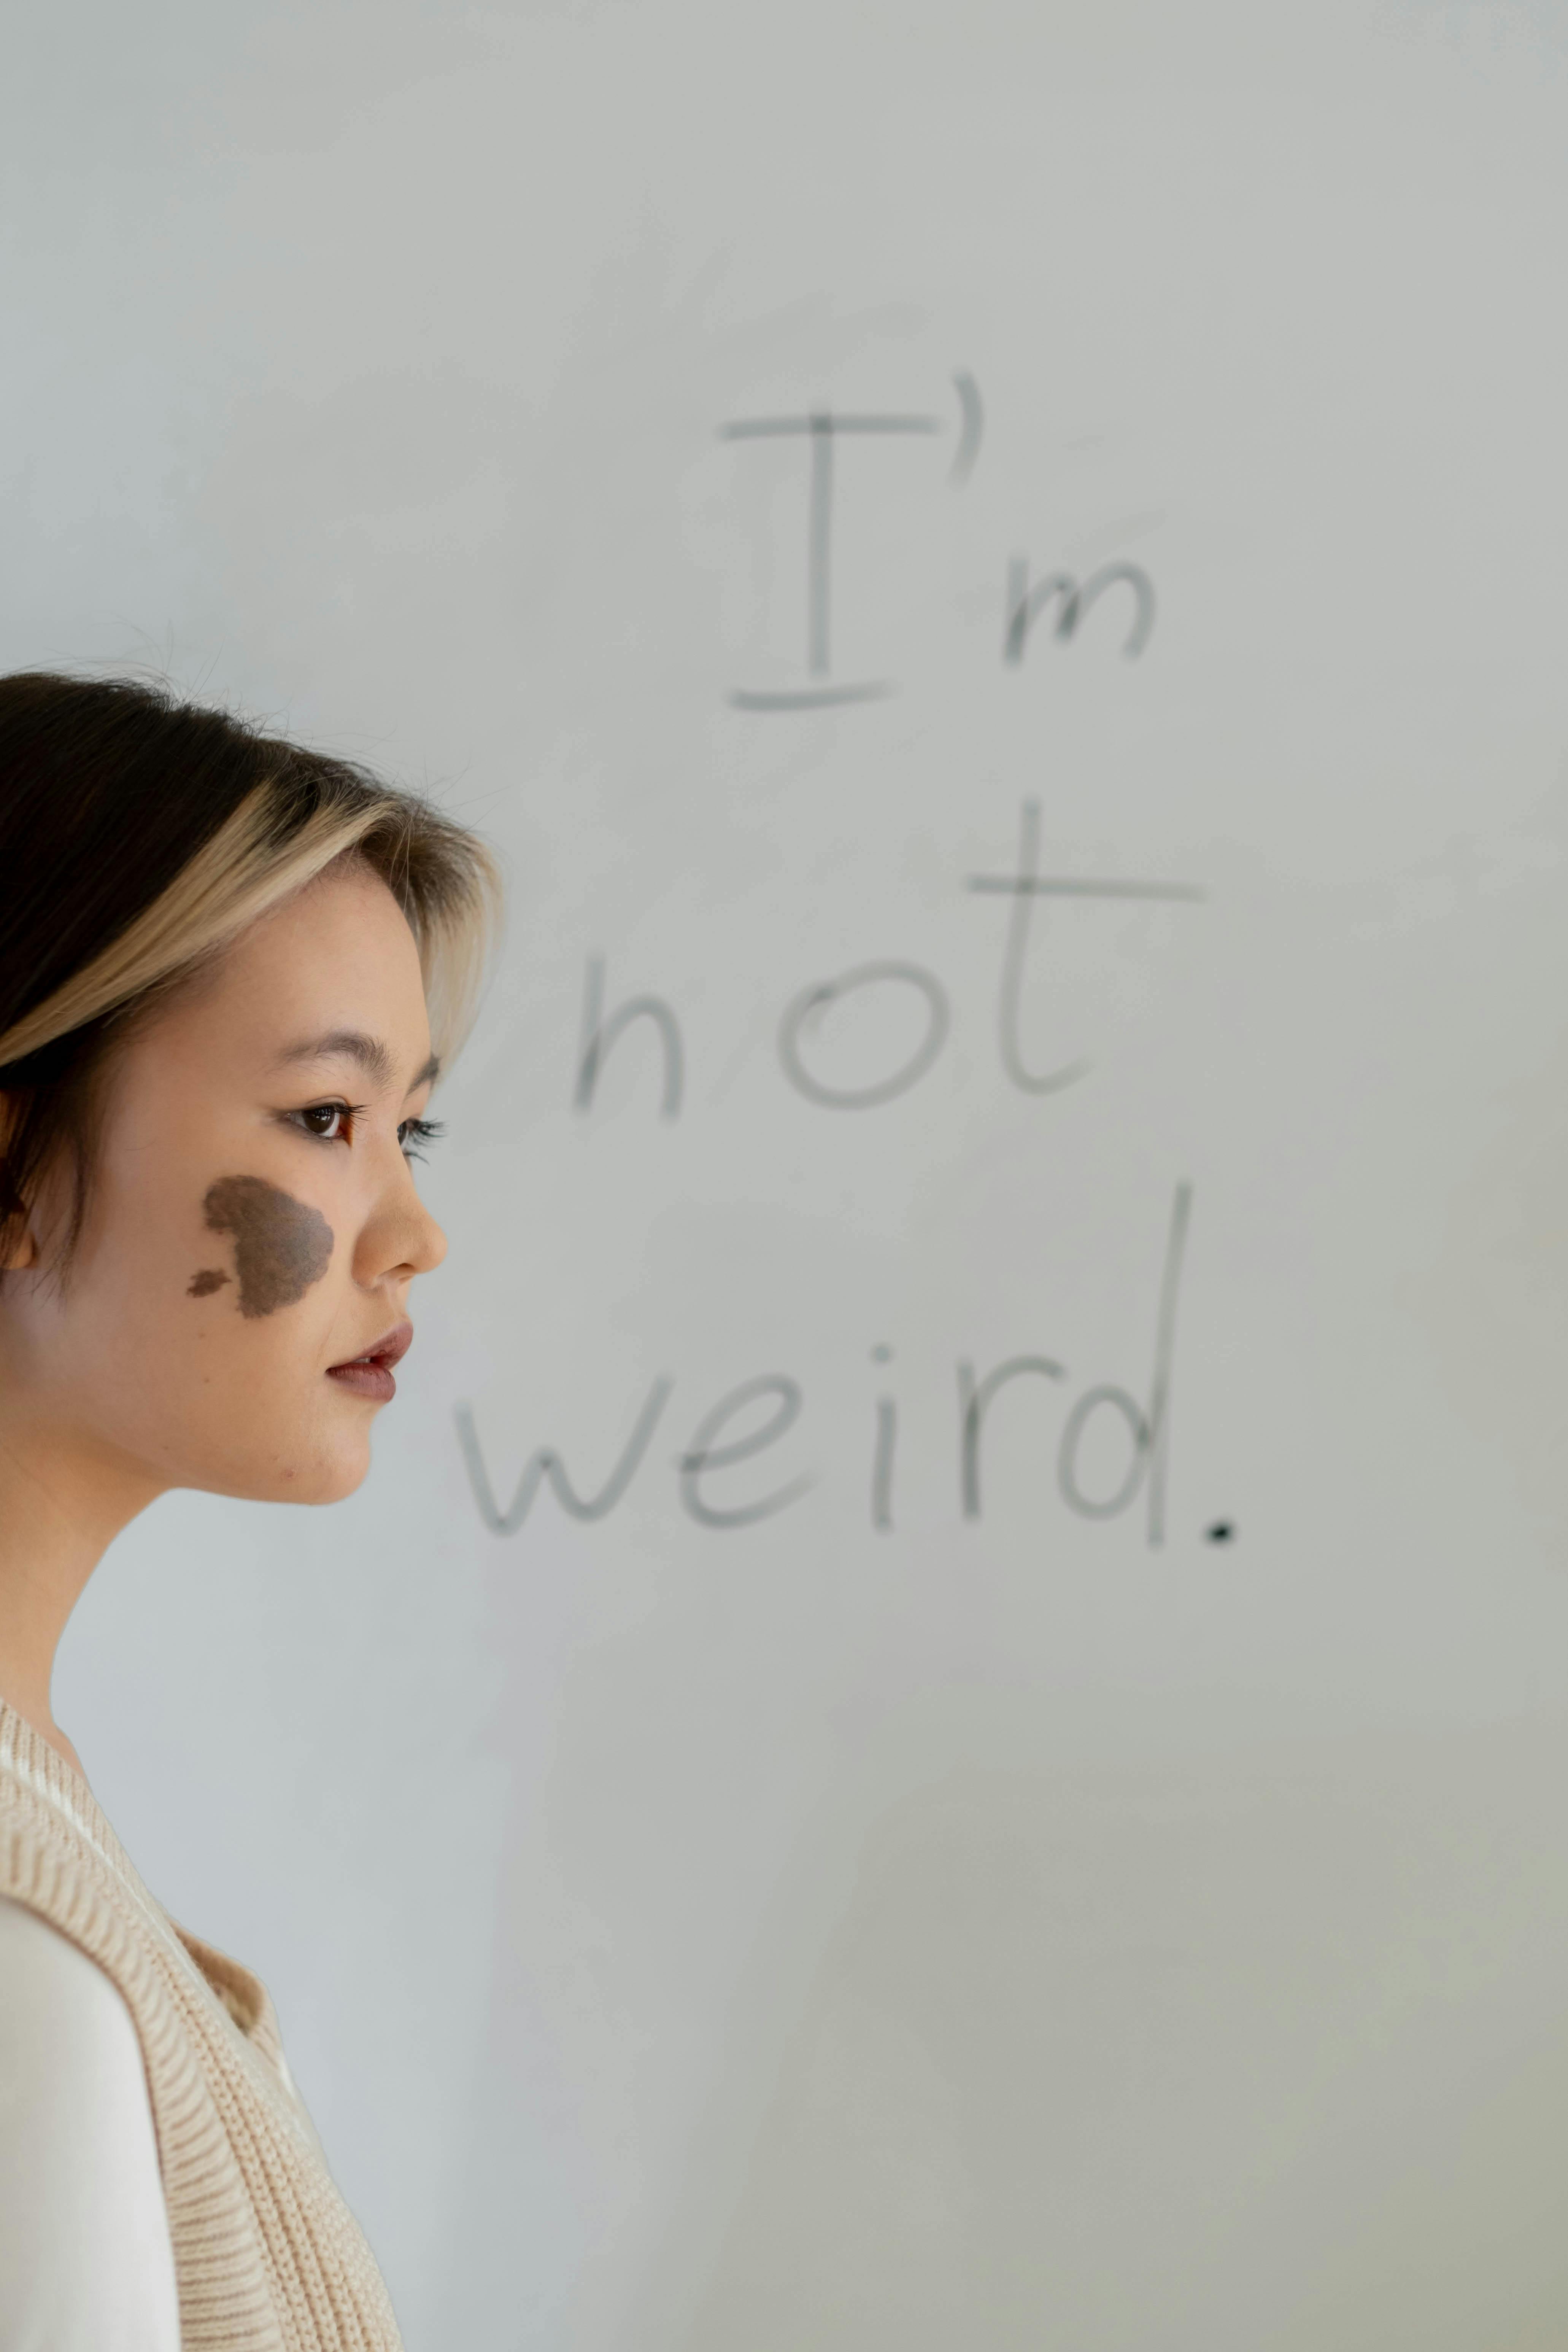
[0,780,497,1074]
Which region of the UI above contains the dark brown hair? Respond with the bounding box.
[0,671,498,1265]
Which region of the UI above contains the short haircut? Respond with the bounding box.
[0,671,500,1262]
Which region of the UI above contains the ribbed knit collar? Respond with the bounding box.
[0,1696,127,1867]
[0,1693,212,1994]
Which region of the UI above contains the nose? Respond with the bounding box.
[354,1147,448,1291]
[404,1190,447,1278]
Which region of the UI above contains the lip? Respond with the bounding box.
[326,1320,413,1405]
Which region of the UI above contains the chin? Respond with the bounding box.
[295,1448,374,1506]
[214,1439,374,1507]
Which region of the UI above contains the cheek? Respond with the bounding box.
[25,1073,376,1498]
[195,1175,335,1319]
[52,1173,351,1481]
[88,1284,368,1499]
[78,1160,337,1343]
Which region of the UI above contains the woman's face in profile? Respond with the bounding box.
[2,863,447,1507]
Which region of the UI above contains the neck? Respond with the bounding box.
[0,1411,164,1779]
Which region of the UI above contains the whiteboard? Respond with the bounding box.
[15,1,1568,2343]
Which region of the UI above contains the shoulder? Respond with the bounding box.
[0,1895,181,2350]
[0,1891,156,2104]
[0,1885,140,2036]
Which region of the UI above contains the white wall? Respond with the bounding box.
[16,1,1568,2342]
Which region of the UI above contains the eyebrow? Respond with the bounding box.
[275,1030,441,1094]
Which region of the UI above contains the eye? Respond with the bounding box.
[292,1101,353,1143]
[398,1116,445,1162]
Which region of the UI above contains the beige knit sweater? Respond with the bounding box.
[0,1699,403,2351]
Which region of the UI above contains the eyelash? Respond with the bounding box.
[289,1102,446,1161]
[400,1117,445,1162]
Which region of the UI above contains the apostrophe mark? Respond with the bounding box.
[201,1176,334,1319]
[187,1268,230,1298]
[1204,1521,1236,1543]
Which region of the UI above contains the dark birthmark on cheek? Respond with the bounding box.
[187,1268,230,1298]
[200,1175,334,1319]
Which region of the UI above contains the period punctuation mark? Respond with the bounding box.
[470,367,1224,1567]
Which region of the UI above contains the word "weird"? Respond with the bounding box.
[456,1188,1193,1551]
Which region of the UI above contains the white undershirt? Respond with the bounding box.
[0,1894,180,2350]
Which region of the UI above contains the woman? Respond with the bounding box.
[0,672,498,2350]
